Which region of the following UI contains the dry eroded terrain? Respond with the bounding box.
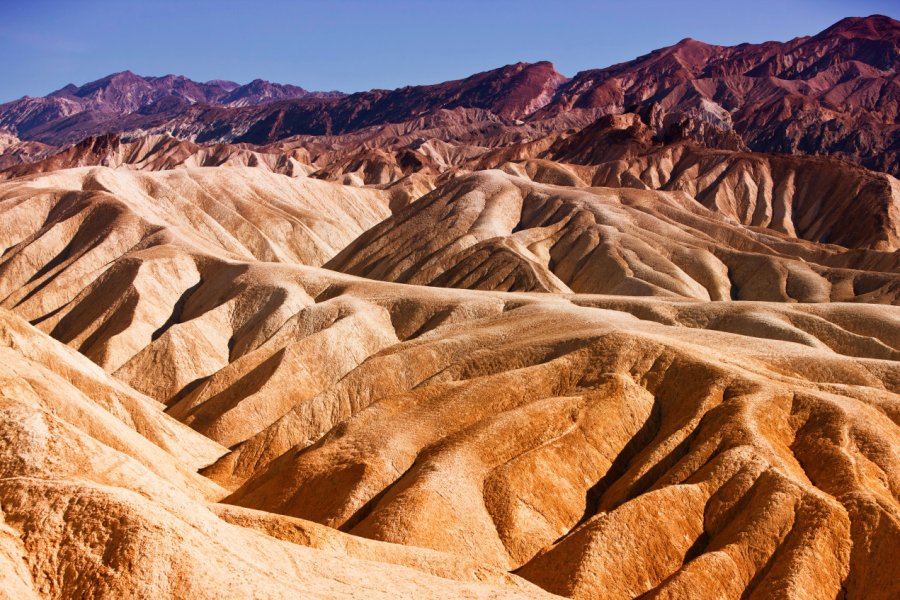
[0,165,897,599]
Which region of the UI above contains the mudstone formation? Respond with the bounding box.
[0,14,897,600]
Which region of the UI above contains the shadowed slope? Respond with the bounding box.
[0,167,391,352]
[326,170,900,302]
[0,309,555,598]
[524,114,900,251]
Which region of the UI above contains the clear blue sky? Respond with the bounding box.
[1,0,897,103]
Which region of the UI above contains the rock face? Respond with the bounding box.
[9,111,900,257]
[480,114,900,251]
[0,133,317,180]
[0,131,52,171]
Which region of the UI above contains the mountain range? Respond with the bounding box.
[1,15,898,173]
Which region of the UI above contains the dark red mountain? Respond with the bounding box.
[1,15,897,174]
[0,71,337,144]
[537,14,900,174]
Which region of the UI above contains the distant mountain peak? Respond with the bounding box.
[819,14,900,38]
[205,79,240,91]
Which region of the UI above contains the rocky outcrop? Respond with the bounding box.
[520,114,900,251]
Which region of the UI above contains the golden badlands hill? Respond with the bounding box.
[328,168,900,301]
[7,109,900,256]
[0,165,897,599]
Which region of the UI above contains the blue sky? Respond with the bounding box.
[1,0,897,102]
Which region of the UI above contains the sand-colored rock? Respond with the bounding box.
[214,289,898,600]
[0,167,391,341]
[0,158,897,599]
[1,133,317,180]
[327,169,900,302]
[529,115,900,251]
[0,308,554,599]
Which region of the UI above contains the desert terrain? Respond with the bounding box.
[0,13,897,600]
